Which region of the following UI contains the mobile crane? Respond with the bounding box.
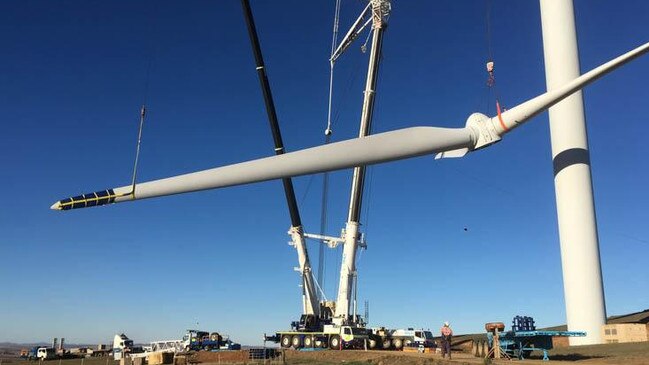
[241,0,390,349]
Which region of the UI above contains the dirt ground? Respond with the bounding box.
[281,343,649,364]
[2,342,648,365]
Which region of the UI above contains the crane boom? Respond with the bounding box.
[335,0,389,325]
[240,0,320,319]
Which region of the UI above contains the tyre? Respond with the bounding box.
[209,333,221,342]
[314,339,324,348]
[381,338,391,349]
[304,336,313,348]
[291,335,302,348]
[329,335,341,350]
[368,338,377,349]
[280,335,291,348]
[392,338,403,350]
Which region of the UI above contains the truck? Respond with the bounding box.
[113,333,134,360]
[26,347,40,360]
[182,330,241,351]
[36,347,58,360]
[267,323,369,350]
[368,328,436,350]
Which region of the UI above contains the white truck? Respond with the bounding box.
[113,334,134,360]
[368,328,436,350]
[37,347,57,360]
[269,323,369,350]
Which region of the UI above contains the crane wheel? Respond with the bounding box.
[209,332,221,342]
[329,335,341,350]
[392,338,403,350]
[314,339,324,348]
[291,335,303,348]
[304,336,313,348]
[280,335,291,348]
[381,338,391,349]
[368,339,377,349]
[485,322,505,332]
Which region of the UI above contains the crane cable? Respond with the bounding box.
[324,0,342,138]
[129,11,158,198]
[484,0,506,126]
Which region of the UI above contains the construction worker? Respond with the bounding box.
[440,321,453,359]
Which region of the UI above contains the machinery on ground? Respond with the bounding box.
[481,317,585,361]
[148,340,184,353]
[113,333,135,360]
[25,346,41,360]
[36,347,57,360]
[182,329,240,351]
[268,324,369,350]
[368,328,436,350]
[241,0,388,349]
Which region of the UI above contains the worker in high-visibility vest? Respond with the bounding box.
[440,321,453,359]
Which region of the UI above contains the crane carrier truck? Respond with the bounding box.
[368,328,436,350]
[242,0,389,350]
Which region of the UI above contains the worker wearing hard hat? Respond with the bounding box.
[440,321,453,359]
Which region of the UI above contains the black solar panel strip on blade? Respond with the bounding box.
[107,189,116,203]
[86,192,99,207]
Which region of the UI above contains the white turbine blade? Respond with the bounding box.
[465,40,649,151]
[51,127,474,210]
[495,41,649,135]
[52,40,649,211]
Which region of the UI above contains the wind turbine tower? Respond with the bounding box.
[540,0,606,345]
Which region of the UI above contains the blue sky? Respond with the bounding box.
[1,1,648,346]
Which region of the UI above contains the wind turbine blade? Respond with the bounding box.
[495,41,649,135]
[51,127,474,210]
[52,40,649,211]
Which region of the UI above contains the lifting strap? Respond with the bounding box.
[485,0,505,120]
